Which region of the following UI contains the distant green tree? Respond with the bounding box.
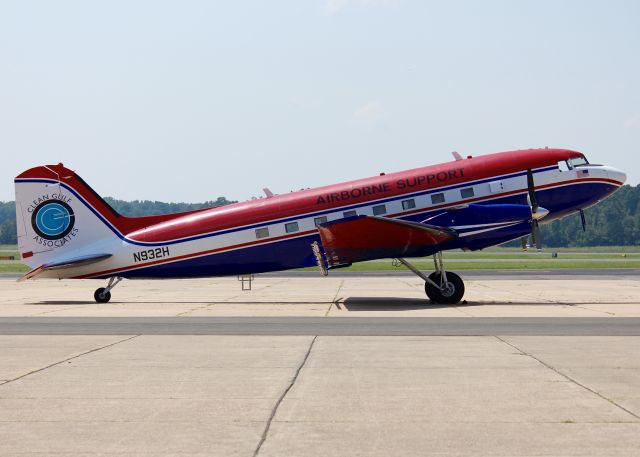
[0,185,639,247]
[0,201,16,225]
[0,219,17,244]
[102,197,236,217]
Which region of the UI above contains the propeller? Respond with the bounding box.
[524,169,549,250]
[520,236,528,251]
[527,169,539,213]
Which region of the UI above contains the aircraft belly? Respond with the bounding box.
[100,233,321,279]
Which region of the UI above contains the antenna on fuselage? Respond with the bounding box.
[263,188,274,198]
[452,151,463,161]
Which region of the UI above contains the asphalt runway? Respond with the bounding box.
[2,316,640,335]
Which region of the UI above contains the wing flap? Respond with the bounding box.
[317,216,456,267]
[17,253,112,282]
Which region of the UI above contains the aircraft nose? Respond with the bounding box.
[606,166,627,185]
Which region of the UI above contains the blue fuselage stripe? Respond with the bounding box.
[103,181,619,279]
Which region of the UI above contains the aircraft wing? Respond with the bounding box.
[317,216,456,267]
[18,253,112,282]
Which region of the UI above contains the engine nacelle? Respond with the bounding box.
[423,204,533,251]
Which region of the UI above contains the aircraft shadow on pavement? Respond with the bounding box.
[28,301,113,305]
[336,297,475,311]
[335,297,589,311]
[27,300,334,305]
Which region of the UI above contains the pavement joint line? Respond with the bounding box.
[34,306,85,316]
[479,283,615,315]
[494,335,640,421]
[0,418,639,424]
[0,335,140,387]
[175,302,217,316]
[253,335,318,457]
[484,283,561,305]
[569,304,616,316]
[396,277,421,289]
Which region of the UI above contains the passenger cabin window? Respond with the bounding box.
[372,204,386,216]
[401,199,416,210]
[314,216,327,227]
[285,222,299,233]
[431,193,445,204]
[460,187,474,199]
[343,210,357,218]
[255,227,269,239]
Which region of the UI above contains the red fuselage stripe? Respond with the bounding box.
[75,177,620,279]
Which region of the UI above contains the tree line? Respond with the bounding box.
[0,196,235,245]
[1,186,639,247]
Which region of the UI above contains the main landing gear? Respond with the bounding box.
[395,253,465,304]
[94,277,122,303]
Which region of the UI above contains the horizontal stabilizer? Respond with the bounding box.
[18,253,112,282]
[317,216,456,267]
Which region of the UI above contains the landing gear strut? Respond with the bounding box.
[396,253,465,304]
[94,277,122,303]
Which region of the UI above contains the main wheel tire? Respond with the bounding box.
[94,287,111,303]
[424,271,465,304]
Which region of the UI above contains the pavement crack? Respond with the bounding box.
[253,335,318,457]
[495,336,640,421]
[326,280,344,316]
[0,335,140,387]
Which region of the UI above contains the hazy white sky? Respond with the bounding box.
[1,0,638,203]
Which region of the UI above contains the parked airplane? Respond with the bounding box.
[14,148,626,304]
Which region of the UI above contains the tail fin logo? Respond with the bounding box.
[31,201,76,240]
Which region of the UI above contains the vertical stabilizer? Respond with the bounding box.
[14,164,121,268]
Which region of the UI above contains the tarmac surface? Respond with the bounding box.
[1,274,640,456]
[2,316,640,335]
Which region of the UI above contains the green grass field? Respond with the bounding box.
[0,244,19,256]
[299,260,640,272]
[1,244,639,274]
[0,263,29,273]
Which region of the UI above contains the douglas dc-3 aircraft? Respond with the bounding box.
[14,148,626,304]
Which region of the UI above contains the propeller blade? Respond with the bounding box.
[579,209,586,232]
[526,169,539,213]
[532,220,542,250]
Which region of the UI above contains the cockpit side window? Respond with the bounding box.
[568,156,589,168]
[558,155,589,171]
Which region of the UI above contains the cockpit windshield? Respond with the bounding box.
[568,156,589,168]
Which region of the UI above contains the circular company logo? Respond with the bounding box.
[31,201,75,240]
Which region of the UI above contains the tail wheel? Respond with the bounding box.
[94,288,111,303]
[425,271,465,304]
